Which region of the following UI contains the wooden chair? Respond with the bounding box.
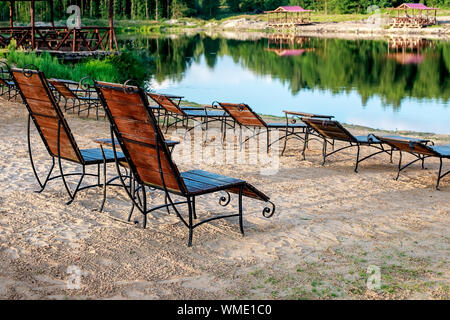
[0,62,19,101]
[301,118,392,172]
[95,81,275,246]
[11,66,125,209]
[48,77,101,120]
[148,93,229,134]
[216,102,308,153]
[372,135,449,190]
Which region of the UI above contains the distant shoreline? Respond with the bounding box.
[116,14,450,41]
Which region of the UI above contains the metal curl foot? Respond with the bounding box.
[219,191,231,207]
[262,201,276,218]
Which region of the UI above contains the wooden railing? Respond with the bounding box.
[0,26,118,52]
[389,16,436,28]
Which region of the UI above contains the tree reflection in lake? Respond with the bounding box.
[118,33,450,133]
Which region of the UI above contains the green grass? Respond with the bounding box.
[1,41,153,84]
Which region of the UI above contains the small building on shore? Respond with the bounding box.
[387,3,440,28]
[265,6,313,30]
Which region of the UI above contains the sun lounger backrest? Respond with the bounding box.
[48,79,78,99]
[96,81,186,194]
[301,118,357,142]
[218,103,267,127]
[374,136,439,157]
[147,93,185,115]
[11,68,81,162]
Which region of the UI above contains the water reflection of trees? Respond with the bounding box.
[119,34,450,108]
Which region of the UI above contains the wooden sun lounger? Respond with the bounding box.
[283,110,335,158]
[0,62,19,101]
[301,118,392,172]
[148,93,229,133]
[11,67,125,209]
[95,81,275,246]
[372,135,449,189]
[48,77,101,120]
[217,103,309,153]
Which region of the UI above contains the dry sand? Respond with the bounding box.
[0,96,448,300]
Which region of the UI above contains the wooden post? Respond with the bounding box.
[50,0,55,27]
[9,0,14,28]
[31,0,35,49]
[109,0,114,51]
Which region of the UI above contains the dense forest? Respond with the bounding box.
[0,0,449,22]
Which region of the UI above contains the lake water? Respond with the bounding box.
[119,34,450,134]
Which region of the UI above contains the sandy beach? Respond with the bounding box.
[0,96,448,300]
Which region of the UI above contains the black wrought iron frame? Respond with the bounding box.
[0,61,19,101]
[150,95,233,138]
[319,136,393,173]
[217,102,307,154]
[13,66,122,209]
[281,111,336,159]
[373,137,449,190]
[51,76,101,120]
[96,81,275,247]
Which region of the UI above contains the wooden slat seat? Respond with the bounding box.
[184,109,226,118]
[80,148,125,165]
[95,138,180,149]
[355,135,381,144]
[95,81,275,246]
[431,146,450,157]
[267,122,307,129]
[181,170,244,195]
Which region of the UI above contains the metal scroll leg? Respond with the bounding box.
[128,176,136,221]
[302,129,309,160]
[192,196,197,220]
[395,151,402,181]
[187,196,194,247]
[99,146,107,212]
[142,185,148,229]
[354,144,361,173]
[238,186,244,236]
[322,138,327,166]
[36,158,55,193]
[281,128,289,156]
[436,158,443,191]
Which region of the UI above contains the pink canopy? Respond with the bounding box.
[386,53,425,65]
[398,3,439,10]
[274,6,313,12]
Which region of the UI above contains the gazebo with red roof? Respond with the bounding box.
[265,6,313,29]
[387,3,440,28]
